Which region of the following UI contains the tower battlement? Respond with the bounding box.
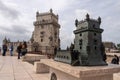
[36,9,58,23]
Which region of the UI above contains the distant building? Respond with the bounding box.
[2,37,29,52]
[103,42,119,53]
[30,9,60,55]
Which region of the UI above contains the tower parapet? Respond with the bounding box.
[35,9,58,21]
[34,9,60,28]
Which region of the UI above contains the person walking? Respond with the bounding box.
[2,43,7,56]
[17,43,22,59]
[9,43,14,56]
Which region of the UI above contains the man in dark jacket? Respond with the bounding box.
[17,43,22,59]
[2,44,7,56]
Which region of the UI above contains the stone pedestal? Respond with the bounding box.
[39,59,120,80]
[34,62,49,73]
[50,67,113,80]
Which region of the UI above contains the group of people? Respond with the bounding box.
[17,41,27,59]
[0,41,27,59]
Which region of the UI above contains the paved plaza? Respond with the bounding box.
[0,55,49,80]
[0,54,120,80]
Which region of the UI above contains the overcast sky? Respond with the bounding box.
[0,0,120,49]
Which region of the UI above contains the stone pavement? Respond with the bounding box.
[0,56,49,80]
[0,55,120,80]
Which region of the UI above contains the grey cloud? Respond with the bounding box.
[0,26,12,32]
[0,25,31,46]
[0,25,30,34]
[11,25,30,34]
[0,0,20,20]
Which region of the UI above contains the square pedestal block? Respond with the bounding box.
[40,59,120,80]
[50,68,113,80]
[34,62,49,73]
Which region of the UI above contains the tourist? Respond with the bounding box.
[9,43,14,56]
[21,41,27,56]
[0,47,1,55]
[17,42,22,59]
[111,55,119,64]
[2,43,7,56]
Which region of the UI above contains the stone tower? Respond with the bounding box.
[32,9,60,55]
[73,14,107,66]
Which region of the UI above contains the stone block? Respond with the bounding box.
[40,59,120,80]
[50,68,79,80]
[34,62,49,73]
[22,54,47,62]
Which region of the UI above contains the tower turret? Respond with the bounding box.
[75,19,78,27]
[50,8,53,13]
[36,11,39,17]
[98,16,101,24]
[86,13,90,21]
